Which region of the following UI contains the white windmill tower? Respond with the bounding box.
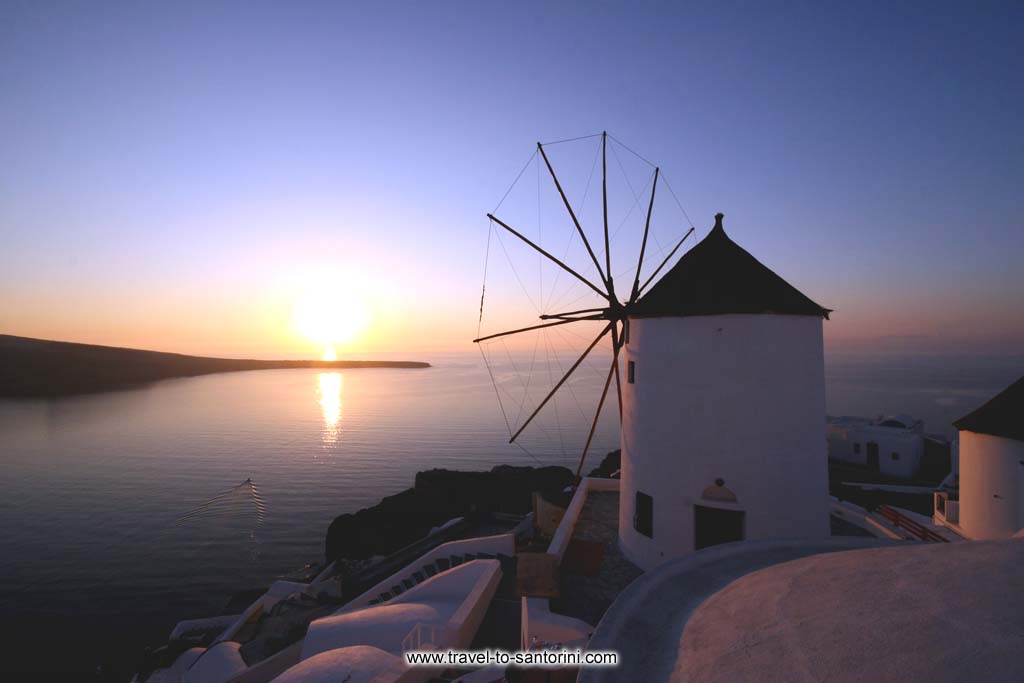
[476,134,831,570]
[618,212,832,569]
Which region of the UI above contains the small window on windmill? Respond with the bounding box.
[627,361,635,384]
[891,452,900,461]
[634,491,653,538]
[623,319,630,345]
[853,442,861,454]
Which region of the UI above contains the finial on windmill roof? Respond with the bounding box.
[714,212,724,228]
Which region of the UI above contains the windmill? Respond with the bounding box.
[474,132,695,483]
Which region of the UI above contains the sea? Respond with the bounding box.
[0,350,1021,677]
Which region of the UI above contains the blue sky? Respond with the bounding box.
[1,1,1021,355]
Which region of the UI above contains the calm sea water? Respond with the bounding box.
[0,351,1021,676]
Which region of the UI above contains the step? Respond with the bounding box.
[402,578,415,591]
[436,557,451,571]
[412,571,426,583]
[391,584,404,596]
[423,564,438,577]
[449,555,464,567]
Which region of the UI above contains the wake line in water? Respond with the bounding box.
[174,478,266,527]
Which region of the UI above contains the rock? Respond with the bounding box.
[587,450,621,478]
[324,464,573,563]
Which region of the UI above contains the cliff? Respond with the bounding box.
[324,464,574,562]
[0,335,430,398]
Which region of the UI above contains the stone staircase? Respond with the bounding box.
[366,552,517,605]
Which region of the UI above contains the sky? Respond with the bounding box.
[1,1,1021,358]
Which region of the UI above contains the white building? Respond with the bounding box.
[826,414,925,479]
[935,376,1024,539]
[618,213,832,571]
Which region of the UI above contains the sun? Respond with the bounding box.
[293,279,370,355]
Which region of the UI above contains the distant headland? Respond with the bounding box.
[0,335,430,398]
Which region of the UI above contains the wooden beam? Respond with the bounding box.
[538,142,608,287]
[539,306,608,320]
[509,322,612,443]
[574,337,620,482]
[473,315,603,344]
[611,323,623,422]
[602,132,614,300]
[629,167,659,304]
[488,213,609,301]
[636,227,695,297]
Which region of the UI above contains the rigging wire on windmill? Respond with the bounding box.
[476,131,697,487]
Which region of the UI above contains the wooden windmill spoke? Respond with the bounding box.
[473,315,603,344]
[538,142,608,288]
[574,334,621,482]
[487,213,610,301]
[536,307,606,323]
[509,322,613,443]
[629,167,659,304]
[636,227,695,297]
[611,323,623,421]
[602,131,615,300]
[539,306,607,320]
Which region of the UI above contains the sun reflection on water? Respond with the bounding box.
[318,372,343,444]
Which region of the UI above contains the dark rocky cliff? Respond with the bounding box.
[324,464,574,562]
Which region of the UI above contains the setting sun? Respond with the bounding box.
[293,280,370,353]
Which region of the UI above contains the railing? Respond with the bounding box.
[934,492,960,525]
[878,505,949,543]
[401,622,443,652]
[945,500,960,524]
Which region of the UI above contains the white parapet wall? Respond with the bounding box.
[214,580,313,645]
[169,614,241,642]
[341,533,515,611]
[520,597,594,649]
[520,477,620,649]
[547,478,620,562]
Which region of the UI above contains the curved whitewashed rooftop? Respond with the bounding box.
[303,601,445,660]
[274,646,404,683]
[583,538,1024,683]
[673,539,1024,682]
[302,558,501,661]
[181,641,246,683]
[581,538,900,683]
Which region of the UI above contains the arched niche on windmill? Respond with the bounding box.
[694,479,745,551]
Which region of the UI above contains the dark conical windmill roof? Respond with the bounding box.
[954,375,1024,441]
[630,213,830,319]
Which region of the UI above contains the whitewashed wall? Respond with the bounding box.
[618,314,829,570]
[826,423,924,479]
[958,431,1024,539]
